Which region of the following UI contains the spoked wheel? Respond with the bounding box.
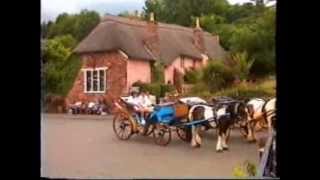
[176,126,191,142]
[143,124,155,136]
[153,124,171,146]
[113,114,133,140]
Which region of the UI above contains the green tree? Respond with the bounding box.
[73,10,101,41]
[151,61,165,83]
[202,60,234,91]
[47,10,100,42]
[228,8,275,76]
[43,35,81,95]
[227,51,255,80]
[143,0,230,26]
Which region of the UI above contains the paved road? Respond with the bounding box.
[41,114,264,178]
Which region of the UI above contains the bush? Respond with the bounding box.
[226,51,255,81]
[185,82,212,100]
[183,69,202,84]
[43,35,81,96]
[185,79,275,100]
[202,60,235,92]
[151,61,165,83]
[233,160,257,177]
[160,84,175,97]
[213,80,275,99]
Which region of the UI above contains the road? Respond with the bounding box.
[41,114,264,178]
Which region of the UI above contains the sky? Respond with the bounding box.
[41,0,271,22]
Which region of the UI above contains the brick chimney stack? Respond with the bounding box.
[196,17,201,29]
[145,12,160,58]
[193,17,205,53]
[150,12,155,22]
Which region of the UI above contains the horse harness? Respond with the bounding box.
[249,98,276,124]
[211,100,244,124]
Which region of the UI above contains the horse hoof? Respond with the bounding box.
[249,139,257,143]
[216,149,223,153]
[223,147,229,151]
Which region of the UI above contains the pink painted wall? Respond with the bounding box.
[164,56,202,84]
[127,59,151,91]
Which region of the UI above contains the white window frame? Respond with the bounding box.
[82,67,108,93]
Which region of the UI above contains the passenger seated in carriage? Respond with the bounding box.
[139,91,154,112]
[127,90,153,125]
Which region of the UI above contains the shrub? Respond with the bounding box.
[202,60,235,92]
[43,35,81,96]
[213,81,275,99]
[183,69,202,84]
[233,160,257,177]
[151,61,165,83]
[185,79,276,100]
[185,82,212,100]
[226,51,255,81]
[160,84,175,97]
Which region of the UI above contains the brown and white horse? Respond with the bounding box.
[245,97,276,142]
[188,100,248,152]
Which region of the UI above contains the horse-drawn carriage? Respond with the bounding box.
[112,97,192,146]
[112,96,224,145]
[112,96,244,146]
[112,96,276,150]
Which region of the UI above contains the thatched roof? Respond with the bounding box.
[74,15,226,65]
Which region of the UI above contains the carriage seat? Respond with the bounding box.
[150,105,176,124]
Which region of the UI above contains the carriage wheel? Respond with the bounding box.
[145,124,155,136]
[113,114,133,140]
[176,127,191,142]
[153,124,171,146]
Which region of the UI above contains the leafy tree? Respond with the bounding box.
[227,51,255,81]
[202,60,234,91]
[73,10,101,41]
[143,0,230,26]
[228,9,275,75]
[43,35,80,95]
[47,10,100,42]
[41,21,53,39]
[151,61,165,83]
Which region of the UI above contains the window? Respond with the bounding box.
[83,67,107,93]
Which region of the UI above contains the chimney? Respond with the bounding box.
[144,12,160,58]
[196,17,201,29]
[193,17,205,53]
[150,12,155,22]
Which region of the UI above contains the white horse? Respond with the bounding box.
[246,98,276,142]
[188,100,248,152]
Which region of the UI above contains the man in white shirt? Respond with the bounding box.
[127,90,147,125]
[139,91,154,112]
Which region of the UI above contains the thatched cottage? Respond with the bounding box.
[66,14,226,105]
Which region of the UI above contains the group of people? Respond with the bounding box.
[69,98,109,115]
[126,90,154,125]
